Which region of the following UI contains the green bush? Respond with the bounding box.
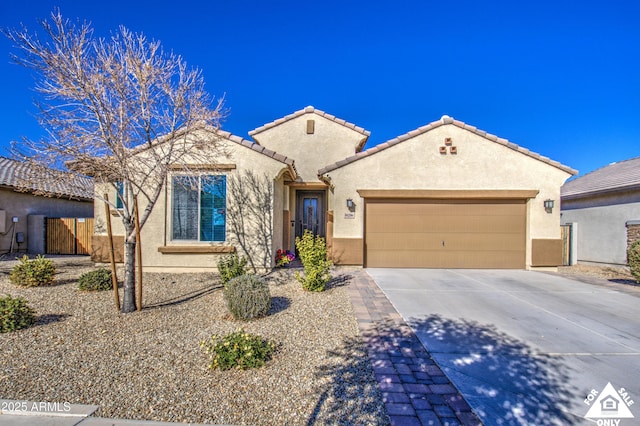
[201,328,275,370]
[628,240,640,283]
[223,274,271,320]
[9,255,56,287]
[217,253,249,286]
[78,268,112,291]
[0,295,36,333]
[295,230,332,292]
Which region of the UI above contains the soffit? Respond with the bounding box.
[357,189,539,199]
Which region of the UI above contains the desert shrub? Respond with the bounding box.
[218,253,249,286]
[78,268,112,291]
[295,230,332,292]
[628,240,640,283]
[201,328,275,370]
[0,295,36,333]
[223,274,271,320]
[9,255,56,287]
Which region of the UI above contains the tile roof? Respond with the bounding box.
[0,156,94,200]
[318,115,578,176]
[248,106,371,143]
[217,129,298,179]
[561,156,640,199]
[125,126,298,180]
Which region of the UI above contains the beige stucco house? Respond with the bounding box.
[93,106,576,271]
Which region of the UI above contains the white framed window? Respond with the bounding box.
[171,175,226,242]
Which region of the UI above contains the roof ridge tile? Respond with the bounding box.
[218,130,296,171]
[249,106,371,137]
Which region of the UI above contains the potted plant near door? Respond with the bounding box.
[275,249,295,267]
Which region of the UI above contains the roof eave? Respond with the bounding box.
[249,106,371,140]
[561,183,640,201]
[0,184,93,202]
[318,116,578,176]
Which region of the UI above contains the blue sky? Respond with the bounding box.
[1,0,639,177]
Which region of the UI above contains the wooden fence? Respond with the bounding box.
[46,217,94,255]
[560,224,572,266]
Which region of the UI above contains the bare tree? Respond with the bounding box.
[227,171,274,272]
[4,11,226,313]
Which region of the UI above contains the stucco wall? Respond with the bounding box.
[251,113,366,182]
[561,190,640,265]
[325,124,572,268]
[0,188,93,254]
[94,137,291,272]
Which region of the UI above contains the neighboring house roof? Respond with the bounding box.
[0,156,94,201]
[318,115,578,176]
[249,106,371,151]
[561,156,640,200]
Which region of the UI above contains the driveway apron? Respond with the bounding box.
[366,268,640,425]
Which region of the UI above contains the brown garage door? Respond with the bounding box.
[365,199,526,268]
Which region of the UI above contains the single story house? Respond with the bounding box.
[561,156,640,266]
[0,156,94,255]
[92,106,576,271]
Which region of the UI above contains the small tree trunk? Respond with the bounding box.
[134,197,143,311]
[121,231,137,313]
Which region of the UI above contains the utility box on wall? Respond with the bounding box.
[0,210,5,233]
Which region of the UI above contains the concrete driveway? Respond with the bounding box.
[366,269,640,425]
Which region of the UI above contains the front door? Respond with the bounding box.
[295,191,325,241]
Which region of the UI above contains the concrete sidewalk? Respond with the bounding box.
[0,415,218,425]
[0,400,221,425]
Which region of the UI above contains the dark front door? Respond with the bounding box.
[296,191,325,240]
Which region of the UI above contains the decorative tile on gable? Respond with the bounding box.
[440,137,457,155]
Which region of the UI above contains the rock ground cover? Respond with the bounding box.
[0,256,388,425]
[557,263,635,281]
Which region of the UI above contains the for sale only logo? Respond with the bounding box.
[584,382,634,425]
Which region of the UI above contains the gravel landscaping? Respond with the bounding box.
[0,256,389,425]
[555,263,640,293]
[557,263,636,282]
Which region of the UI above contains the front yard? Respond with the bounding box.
[0,257,387,425]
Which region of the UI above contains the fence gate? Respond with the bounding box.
[46,218,94,255]
[560,224,572,266]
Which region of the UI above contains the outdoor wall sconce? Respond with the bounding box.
[544,199,554,213]
[346,198,356,212]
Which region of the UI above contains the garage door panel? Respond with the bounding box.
[367,200,525,216]
[366,232,524,251]
[368,214,524,234]
[365,199,526,268]
[366,249,525,269]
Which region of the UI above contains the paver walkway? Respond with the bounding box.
[346,270,482,426]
